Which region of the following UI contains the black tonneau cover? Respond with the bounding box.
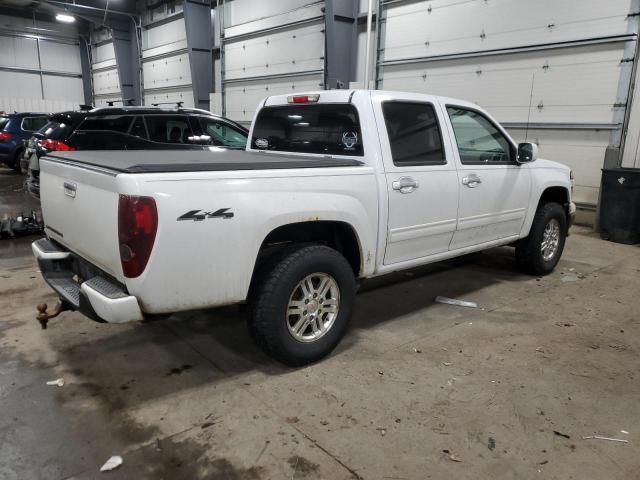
[44,150,363,173]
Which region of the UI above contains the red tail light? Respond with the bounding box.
[0,131,12,142]
[287,94,320,104]
[41,139,75,151]
[118,195,158,278]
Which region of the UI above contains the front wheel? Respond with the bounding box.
[516,202,567,275]
[249,245,356,366]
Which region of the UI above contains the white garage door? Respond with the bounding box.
[378,0,637,207]
[222,0,325,123]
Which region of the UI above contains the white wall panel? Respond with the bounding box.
[0,36,39,69]
[0,71,42,99]
[143,53,192,90]
[92,42,115,64]
[224,0,321,27]
[144,88,194,108]
[93,68,121,96]
[39,40,81,74]
[42,76,84,103]
[143,18,186,50]
[225,74,323,123]
[224,22,324,80]
[0,96,76,113]
[383,0,634,62]
[94,95,123,107]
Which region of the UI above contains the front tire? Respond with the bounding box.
[249,245,356,366]
[516,202,567,275]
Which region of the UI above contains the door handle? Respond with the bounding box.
[392,176,419,194]
[462,174,482,188]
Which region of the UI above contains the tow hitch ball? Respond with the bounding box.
[36,301,69,329]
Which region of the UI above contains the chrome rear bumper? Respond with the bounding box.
[32,238,143,323]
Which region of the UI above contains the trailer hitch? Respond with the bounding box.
[36,301,70,329]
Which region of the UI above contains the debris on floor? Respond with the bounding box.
[487,437,496,451]
[582,435,629,443]
[553,430,571,439]
[0,210,44,239]
[435,296,478,308]
[442,449,462,462]
[100,455,123,472]
[46,378,65,387]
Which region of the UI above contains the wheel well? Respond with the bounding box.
[257,221,362,276]
[538,186,569,209]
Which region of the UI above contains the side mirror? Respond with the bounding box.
[517,142,538,163]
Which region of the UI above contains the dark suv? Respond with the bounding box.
[0,112,49,170]
[23,105,248,198]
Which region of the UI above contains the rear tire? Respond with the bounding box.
[12,148,24,172]
[516,202,567,275]
[249,245,356,366]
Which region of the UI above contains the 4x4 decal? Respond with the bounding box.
[177,208,234,221]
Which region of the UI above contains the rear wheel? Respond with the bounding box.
[249,245,356,366]
[516,202,567,275]
[12,148,24,172]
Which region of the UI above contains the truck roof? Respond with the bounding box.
[262,89,477,110]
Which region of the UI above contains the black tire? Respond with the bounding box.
[516,202,567,275]
[249,245,356,366]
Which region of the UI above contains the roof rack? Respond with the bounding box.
[79,104,93,111]
[105,98,135,107]
[151,101,184,108]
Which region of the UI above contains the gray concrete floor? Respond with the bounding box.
[1,166,639,479]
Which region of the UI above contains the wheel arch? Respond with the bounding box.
[249,220,363,293]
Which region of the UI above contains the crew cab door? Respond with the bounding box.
[443,105,531,249]
[373,95,459,265]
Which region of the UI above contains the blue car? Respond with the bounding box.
[0,112,49,171]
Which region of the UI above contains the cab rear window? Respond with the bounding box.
[251,104,363,156]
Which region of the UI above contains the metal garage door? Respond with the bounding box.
[142,12,194,108]
[377,0,638,207]
[91,30,122,107]
[221,0,326,124]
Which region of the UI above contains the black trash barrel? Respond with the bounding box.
[599,168,640,244]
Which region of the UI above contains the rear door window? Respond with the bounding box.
[0,117,8,131]
[382,102,445,166]
[251,104,363,156]
[78,115,133,133]
[21,116,48,131]
[145,115,193,144]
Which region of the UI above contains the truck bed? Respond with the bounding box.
[45,150,364,174]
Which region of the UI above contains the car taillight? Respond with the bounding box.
[41,139,75,151]
[118,195,158,278]
[0,132,12,142]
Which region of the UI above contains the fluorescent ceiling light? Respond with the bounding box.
[55,13,75,23]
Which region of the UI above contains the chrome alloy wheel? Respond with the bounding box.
[286,273,340,343]
[541,218,561,261]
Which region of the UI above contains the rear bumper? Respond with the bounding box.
[32,238,143,323]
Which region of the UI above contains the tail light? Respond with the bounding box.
[0,132,12,142]
[118,195,158,278]
[41,139,75,151]
[287,94,320,104]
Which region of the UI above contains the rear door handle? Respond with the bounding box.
[392,177,419,194]
[462,174,481,188]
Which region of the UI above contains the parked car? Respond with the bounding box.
[0,112,48,170]
[33,90,575,366]
[23,105,248,198]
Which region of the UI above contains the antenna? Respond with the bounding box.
[524,73,535,143]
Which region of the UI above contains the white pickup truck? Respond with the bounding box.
[33,90,575,365]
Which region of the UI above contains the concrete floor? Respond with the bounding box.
[1,165,639,479]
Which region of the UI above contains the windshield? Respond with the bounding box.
[251,104,363,156]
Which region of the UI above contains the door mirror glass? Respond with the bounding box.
[517,142,538,163]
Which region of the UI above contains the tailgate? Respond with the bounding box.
[39,157,123,280]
